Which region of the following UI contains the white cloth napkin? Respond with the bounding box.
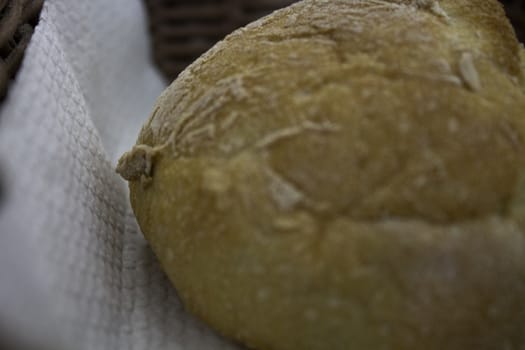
[0,0,240,349]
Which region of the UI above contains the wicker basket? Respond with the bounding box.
[144,0,297,81]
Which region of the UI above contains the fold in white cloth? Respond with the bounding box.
[0,1,239,349]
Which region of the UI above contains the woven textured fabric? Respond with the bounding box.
[0,0,43,100]
[0,0,240,349]
[144,0,297,80]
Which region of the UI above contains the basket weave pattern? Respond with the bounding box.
[0,0,43,100]
[144,0,297,80]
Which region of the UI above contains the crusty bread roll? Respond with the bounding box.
[117,0,525,349]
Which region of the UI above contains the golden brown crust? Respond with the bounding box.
[520,44,525,90]
[120,1,525,349]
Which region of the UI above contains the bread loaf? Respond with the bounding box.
[117,1,525,349]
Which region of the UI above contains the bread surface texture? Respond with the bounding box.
[117,1,525,349]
